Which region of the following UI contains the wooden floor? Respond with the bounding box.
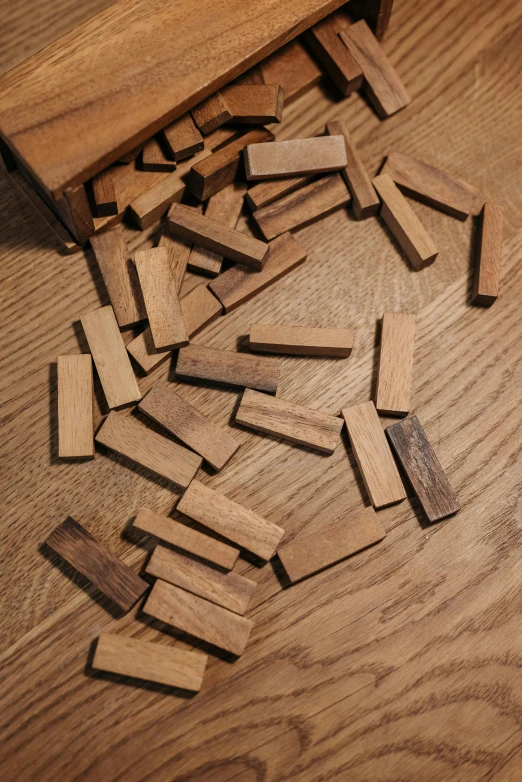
[2,0,522,779]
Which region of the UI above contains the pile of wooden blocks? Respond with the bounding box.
[44,13,502,693]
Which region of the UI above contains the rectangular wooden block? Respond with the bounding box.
[92,632,207,690]
[236,389,343,454]
[45,517,148,612]
[245,136,347,181]
[163,114,204,161]
[81,305,141,409]
[326,119,379,219]
[222,84,284,123]
[92,169,118,217]
[144,580,253,656]
[375,312,415,417]
[253,173,351,241]
[373,173,438,271]
[246,175,314,211]
[146,545,256,615]
[176,344,280,394]
[57,354,94,459]
[386,415,461,523]
[188,182,247,276]
[191,92,233,135]
[339,20,411,118]
[249,323,354,357]
[177,480,284,561]
[278,506,386,583]
[169,203,268,270]
[133,507,239,570]
[381,151,479,221]
[342,401,406,509]
[157,231,191,292]
[209,231,307,313]
[472,203,503,306]
[303,13,363,96]
[141,137,176,172]
[260,39,322,104]
[134,247,188,349]
[95,410,202,488]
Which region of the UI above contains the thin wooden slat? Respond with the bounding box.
[45,517,148,612]
[191,92,233,135]
[92,169,118,217]
[134,247,188,350]
[260,39,322,104]
[222,84,285,123]
[246,175,314,211]
[375,312,415,417]
[249,323,354,357]
[163,114,204,162]
[303,12,363,95]
[471,203,503,306]
[176,344,280,394]
[188,182,247,277]
[341,401,406,509]
[386,415,461,523]
[177,480,284,561]
[57,355,94,459]
[245,136,347,181]
[141,136,176,172]
[326,119,379,219]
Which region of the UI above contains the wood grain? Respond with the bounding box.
[244,136,347,180]
[163,114,204,162]
[141,137,176,173]
[303,11,363,95]
[249,322,354,356]
[259,39,322,103]
[472,202,503,306]
[222,84,285,124]
[191,92,232,135]
[57,354,94,459]
[246,174,314,211]
[375,311,415,416]
[188,182,247,276]
[91,169,118,217]
[326,118,379,219]
[175,344,281,394]
[134,247,188,350]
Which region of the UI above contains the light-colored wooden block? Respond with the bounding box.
[92,169,118,217]
[188,183,247,276]
[144,580,253,656]
[249,323,354,357]
[92,632,207,690]
[246,175,314,211]
[146,545,256,614]
[472,203,503,306]
[339,20,411,119]
[134,247,188,350]
[141,136,176,172]
[133,508,239,570]
[236,388,343,454]
[303,13,363,96]
[222,84,285,123]
[209,231,307,313]
[95,410,202,488]
[177,480,284,561]
[244,136,347,181]
[373,173,438,271]
[260,39,322,104]
[80,305,141,409]
[342,401,407,509]
[176,344,280,394]
[57,354,94,459]
[157,232,191,293]
[163,114,204,161]
[375,312,415,417]
[278,506,386,583]
[169,203,268,270]
[191,92,232,135]
[90,226,146,328]
[326,119,379,219]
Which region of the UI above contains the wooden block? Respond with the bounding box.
[133,508,239,570]
[339,20,411,119]
[386,415,461,523]
[169,203,268,270]
[146,545,256,614]
[373,173,438,271]
[45,517,148,612]
[92,169,118,217]
[471,203,503,306]
[157,231,191,292]
[260,39,322,104]
[326,119,379,219]
[134,247,188,350]
[245,136,347,181]
[80,305,141,409]
[189,127,274,201]
[375,312,415,417]
[144,580,253,656]
[188,183,247,276]
[90,226,146,328]
[117,144,144,164]
[341,401,406,509]
[253,173,351,241]
[191,92,233,135]
[141,136,176,172]
[57,355,94,459]
[246,175,314,211]
[177,480,284,561]
[303,14,363,96]
[249,323,353,357]
[221,84,285,124]
[209,231,307,313]
[381,151,479,221]
[236,388,343,454]
[92,632,207,690]
[176,344,280,394]
[163,114,204,161]
[278,506,386,583]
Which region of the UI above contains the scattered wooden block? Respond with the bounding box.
[163,114,204,161]
[146,545,256,615]
[188,182,247,276]
[157,232,191,292]
[133,507,239,570]
[209,231,307,313]
[144,580,253,656]
[177,480,284,561]
[375,312,415,417]
[117,144,144,164]
[92,169,118,217]
[236,389,343,454]
[253,173,351,241]
[134,247,188,350]
[95,411,202,488]
[386,415,461,523]
[191,92,233,135]
[245,136,347,181]
[303,14,363,96]
[278,506,386,583]
[326,119,379,219]
[373,173,438,270]
[90,226,146,328]
[176,344,280,394]
[249,323,354,357]
[57,354,94,459]
[45,517,148,612]
[339,20,411,119]
[341,401,406,509]
[80,305,141,409]
[260,39,322,104]
[471,203,503,306]
[222,84,285,123]
[380,151,479,220]
[246,175,314,211]
[92,632,207,690]
[141,136,176,172]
